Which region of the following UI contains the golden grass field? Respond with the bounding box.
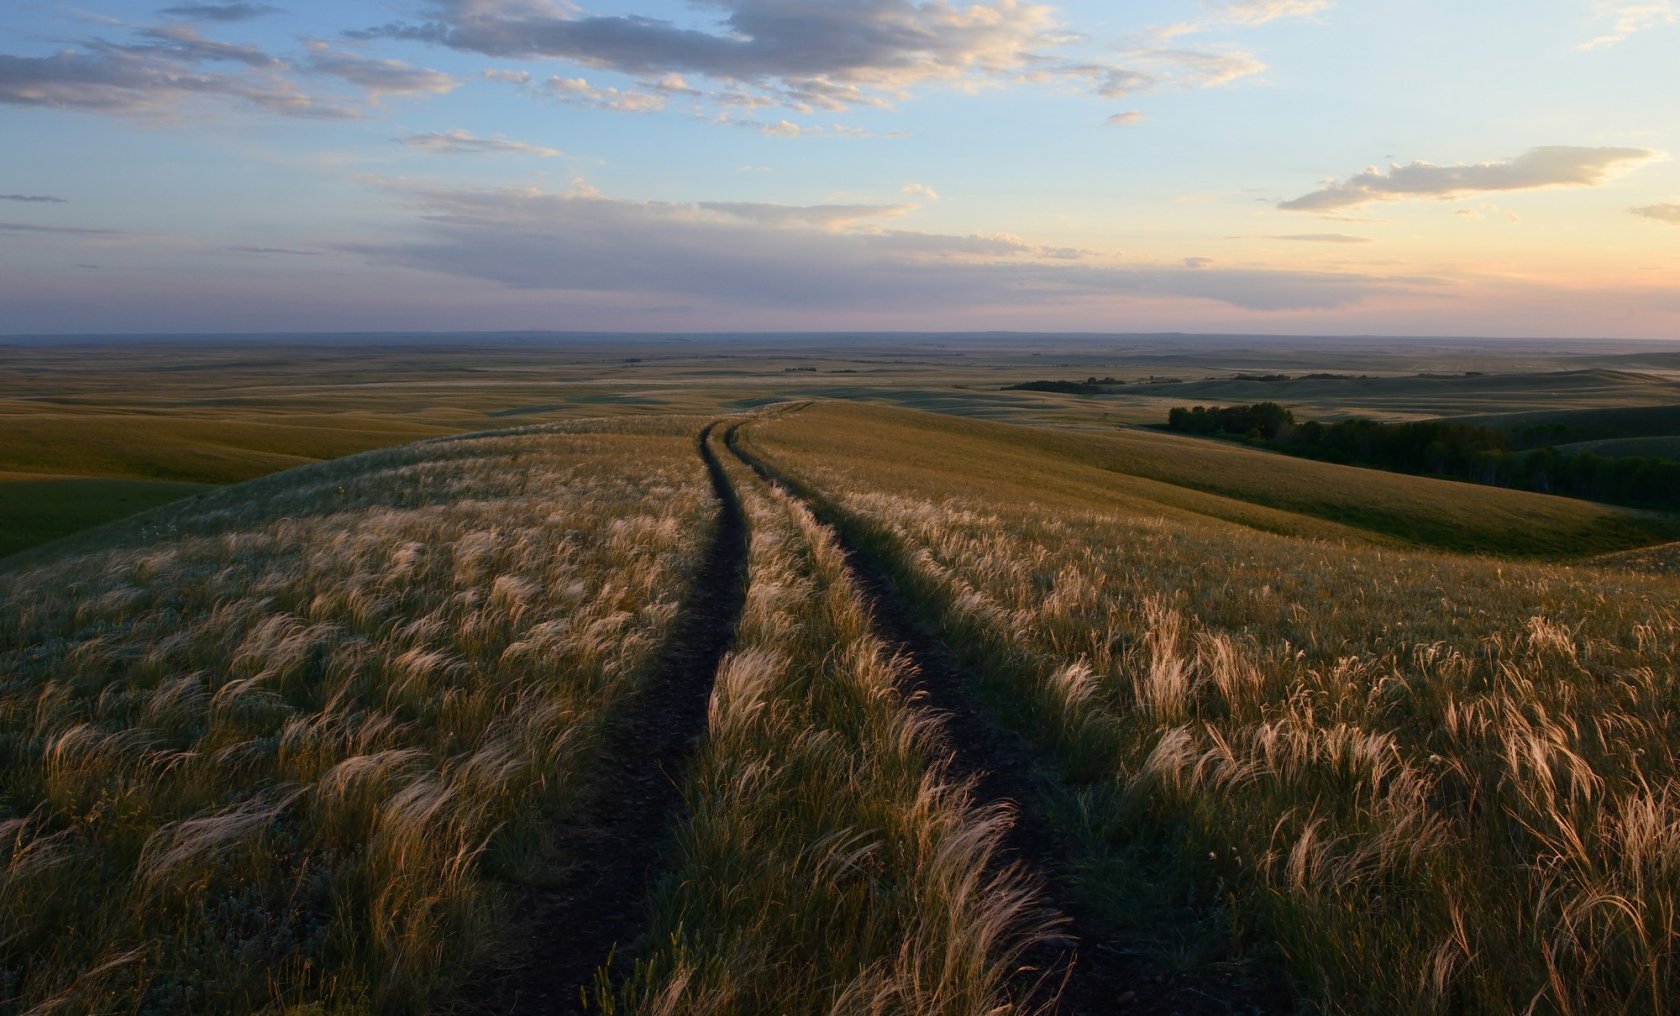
[739,401,1680,1014]
[4,337,1680,1015]
[606,432,1046,1014]
[1,419,713,1012]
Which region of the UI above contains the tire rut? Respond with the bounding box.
[723,421,1290,1016]
[484,421,749,1015]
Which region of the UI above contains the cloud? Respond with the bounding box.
[697,201,911,228]
[856,230,1032,257]
[710,114,907,138]
[1183,256,1215,269]
[397,128,563,156]
[1202,0,1334,24]
[1280,145,1659,210]
[1138,48,1265,87]
[544,75,664,112]
[157,3,281,21]
[1269,233,1371,243]
[359,0,1062,82]
[1581,1,1675,49]
[1056,45,1264,97]
[130,24,279,66]
[900,182,940,200]
[353,1,1248,111]
[1105,110,1143,125]
[343,181,1436,313]
[0,39,352,118]
[302,41,456,97]
[0,221,130,237]
[225,244,326,255]
[0,194,67,203]
[1633,202,1680,223]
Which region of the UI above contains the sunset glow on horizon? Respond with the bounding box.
[2,0,1677,338]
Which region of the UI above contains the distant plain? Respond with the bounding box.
[7,332,1680,561]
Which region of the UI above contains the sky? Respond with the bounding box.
[0,0,1677,337]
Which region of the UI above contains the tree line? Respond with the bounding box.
[1165,403,1680,511]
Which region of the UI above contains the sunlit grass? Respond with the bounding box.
[0,419,714,1014]
[749,401,1680,1014]
[604,427,1053,1014]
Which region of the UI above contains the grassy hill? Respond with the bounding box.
[740,401,1680,1014]
[1446,401,1680,441]
[8,396,1680,1015]
[742,401,1680,558]
[0,419,717,1013]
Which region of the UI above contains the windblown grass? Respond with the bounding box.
[604,428,1052,1015]
[0,419,713,1014]
[747,402,1680,1015]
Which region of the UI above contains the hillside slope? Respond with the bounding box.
[740,400,1680,1014]
[0,419,716,1014]
[750,401,1679,557]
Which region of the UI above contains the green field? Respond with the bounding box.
[1557,435,1680,460]
[0,472,212,559]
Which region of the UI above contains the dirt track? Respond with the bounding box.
[488,414,1287,1014]
[487,422,749,1014]
[724,418,1291,1016]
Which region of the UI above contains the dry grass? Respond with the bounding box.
[747,402,1680,1015]
[0,418,714,1014]
[603,429,1054,1015]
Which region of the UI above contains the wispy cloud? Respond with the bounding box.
[1106,110,1143,125]
[129,24,280,67]
[0,221,131,237]
[396,129,562,156]
[697,201,912,229]
[0,20,453,118]
[341,181,1439,313]
[0,194,68,203]
[901,182,940,200]
[544,75,665,112]
[0,37,351,118]
[710,114,907,138]
[225,244,327,255]
[1202,0,1334,25]
[302,41,456,97]
[1225,232,1371,243]
[1633,202,1680,223]
[1580,1,1675,49]
[1281,145,1659,211]
[1268,232,1371,243]
[157,3,281,22]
